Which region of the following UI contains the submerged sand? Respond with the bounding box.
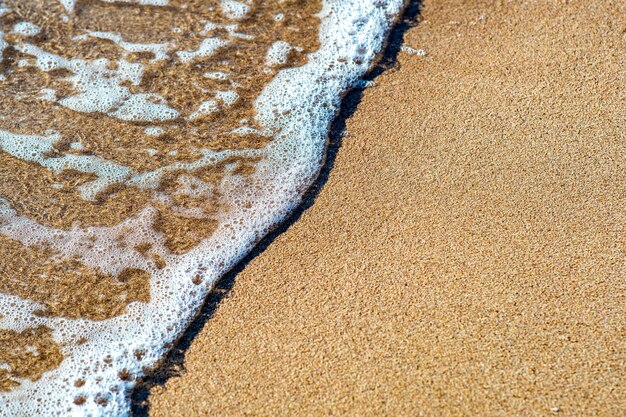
[150,0,625,415]
[0,0,323,399]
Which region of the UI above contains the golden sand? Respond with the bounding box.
[0,325,63,392]
[149,0,625,415]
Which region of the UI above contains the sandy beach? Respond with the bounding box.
[149,0,625,415]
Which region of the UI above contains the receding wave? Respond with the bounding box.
[0,0,404,415]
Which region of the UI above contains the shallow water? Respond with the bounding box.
[0,0,404,415]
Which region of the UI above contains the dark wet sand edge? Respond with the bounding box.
[130,1,422,414]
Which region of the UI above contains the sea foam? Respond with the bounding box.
[0,0,404,415]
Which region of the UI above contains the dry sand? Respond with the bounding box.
[150,0,625,415]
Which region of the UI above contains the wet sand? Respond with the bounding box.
[150,0,625,415]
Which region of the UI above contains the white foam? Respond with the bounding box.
[220,0,251,20]
[38,88,57,101]
[84,31,170,62]
[216,90,239,106]
[0,1,405,415]
[203,71,229,80]
[401,45,427,56]
[58,0,77,12]
[176,38,229,63]
[0,130,133,200]
[100,0,169,6]
[0,31,7,58]
[144,126,165,136]
[0,128,265,200]
[265,40,293,66]
[189,100,218,119]
[12,22,41,37]
[109,93,180,122]
[15,43,179,122]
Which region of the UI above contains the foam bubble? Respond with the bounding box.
[12,22,40,37]
[216,90,239,106]
[220,0,251,20]
[144,126,166,136]
[189,100,219,120]
[38,88,57,101]
[266,41,293,66]
[203,71,229,80]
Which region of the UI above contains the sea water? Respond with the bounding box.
[0,1,404,415]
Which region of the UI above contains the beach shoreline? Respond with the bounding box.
[149,0,625,415]
[131,2,422,413]
[0,1,407,414]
